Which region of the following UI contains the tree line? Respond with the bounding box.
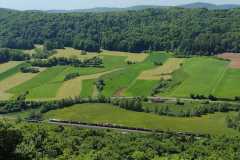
[0,48,30,63]
[1,8,240,54]
[30,56,103,67]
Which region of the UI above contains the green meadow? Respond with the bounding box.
[44,103,239,135]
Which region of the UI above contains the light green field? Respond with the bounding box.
[8,52,127,99]
[125,80,159,97]
[101,52,171,96]
[80,79,96,97]
[9,66,67,99]
[0,72,41,100]
[53,48,148,62]
[162,57,229,97]
[44,103,239,135]
[138,58,184,80]
[214,69,240,98]
[0,61,23,74]
[0,63,28,82]
[101,50,148,62]
[53,47,99,59]
[56,69,121,99]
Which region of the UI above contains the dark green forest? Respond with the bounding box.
[1,8,240,54]
[1,120,240,160]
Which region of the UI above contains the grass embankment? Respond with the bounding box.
[44,103,239,135]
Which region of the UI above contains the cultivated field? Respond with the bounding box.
[56,69,122,99]
[161,57,228,97]
[44,103,238,135]
[101,50,148,62]
[0,61,22,74]
[217,53,240,68]
[53,47,99,59]
[2,48,240,100]
[53,48,148,62]
[101,52,170,96]
[138,58,184,80]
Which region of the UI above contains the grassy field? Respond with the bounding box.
[101,50,148,62]
[80,79,96,97]
[101,52,171,96]
[0,63,28,82]
[9,66,67,99]
[44,103,239,135]
[53,48,99,59]
[214,69,240,98]
[53,48,148,62]
[138,58,185,80]
[0,61,23,74]
[125,80,159,96]
[1,72,39,92]
[56,69,121,99]
[162,57,229,97]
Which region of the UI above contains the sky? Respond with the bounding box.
[1,0,240,10]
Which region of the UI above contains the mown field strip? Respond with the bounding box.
[167,57,229,97]
[56,68,123,99]
[53,48,99,59]
[0,72,41,92]
[0,71,44,100]
[210,65,229,94]
[0,91,13,100]
[0,61,23,74]
[101,50,149,62]
[138,58,184,80]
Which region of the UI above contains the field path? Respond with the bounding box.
[210,65,229,94]
[56,68,123,99]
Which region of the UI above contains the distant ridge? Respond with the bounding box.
[180,2,240,10]
[46,5,168,13]
[46,3,240,13]
[1,2,240,13]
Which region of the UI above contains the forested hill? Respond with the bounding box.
[1,8,240,55]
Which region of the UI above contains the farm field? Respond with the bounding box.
[125,80,158,96]
[0,63,28,82]
[56,69,122,99]
[1,48,240,100]
[217,52,240,69]
[214,69,240,98]
[53,48,148,62]
[0,61,23,74]
[101,52,171,96]
[159,56,240,99]
[138,58,184,80]
[44,103,239,135]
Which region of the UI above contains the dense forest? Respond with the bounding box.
[1,120,240,160]
[1,8,240,54]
